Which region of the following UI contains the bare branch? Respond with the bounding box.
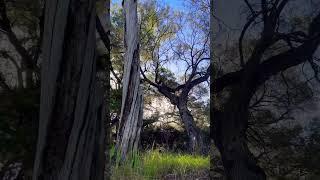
[216,21,320,93]
[239,12,262,67]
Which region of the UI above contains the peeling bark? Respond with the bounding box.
[115,0,143,163]
[32,0,106,179]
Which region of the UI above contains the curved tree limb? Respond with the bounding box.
[0,0,38,71]
[216,17,320,93]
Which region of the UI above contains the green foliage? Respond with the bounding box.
[109,0,178,72]
[188,97,210,130]
[110,88,122,113]
[110,4,125,79]
[253,120,320,178]
[139,0,177,63]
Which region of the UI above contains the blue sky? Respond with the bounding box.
[162,0,184,9]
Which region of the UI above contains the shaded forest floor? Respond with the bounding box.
[111,150,210,180]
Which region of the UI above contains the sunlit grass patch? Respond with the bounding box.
[111,149,209,179]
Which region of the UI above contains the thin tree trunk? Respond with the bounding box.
[177,98,205,154]
[115,0,143,163]
[32,0,106,179]
[209,0,265,178]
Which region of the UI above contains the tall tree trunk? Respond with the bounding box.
[213,84,266,179]
[32,0,106,179]
[115,0,143,163]
[177,98,205,154]
[157,87,206,154]
[209,0,265,178]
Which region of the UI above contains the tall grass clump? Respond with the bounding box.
[111,149,209,179]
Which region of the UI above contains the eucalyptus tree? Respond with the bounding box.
[140,0,210,154]
[106,0,210,156]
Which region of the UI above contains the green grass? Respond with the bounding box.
[111,150,209,180]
